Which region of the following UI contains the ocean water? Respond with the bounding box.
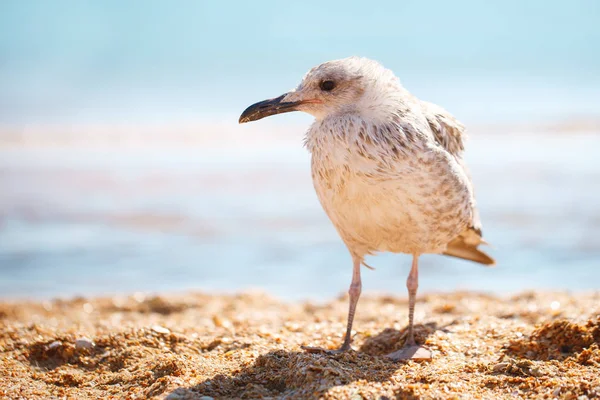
[1,1,599,125]
[1,1,599,299]
[1,131,599,300]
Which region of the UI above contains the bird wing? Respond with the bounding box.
[421,101,466,157]
[421,101,495,266]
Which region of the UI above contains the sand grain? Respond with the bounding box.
[1,291,599,399]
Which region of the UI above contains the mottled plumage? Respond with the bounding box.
[239,56,493,360]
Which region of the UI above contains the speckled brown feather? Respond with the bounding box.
[422,102,495,265]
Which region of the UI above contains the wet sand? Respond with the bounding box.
[1,291,599,399]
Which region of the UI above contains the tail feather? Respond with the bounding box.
[443,237,495,266]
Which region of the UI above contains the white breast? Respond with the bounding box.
[305,115,473,257]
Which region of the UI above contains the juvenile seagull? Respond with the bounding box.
[239,57,494,360]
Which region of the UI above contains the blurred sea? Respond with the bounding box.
[1,127,599,300]
[1,0,599,300]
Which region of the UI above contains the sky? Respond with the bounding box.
[1,0,599,124]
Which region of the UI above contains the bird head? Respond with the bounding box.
[239,57,402,123]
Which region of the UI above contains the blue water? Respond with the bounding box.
[1,132,599,300]
[0,1,599,299]
[1,1,599,125]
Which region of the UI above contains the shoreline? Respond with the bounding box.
[0,116,598,151]
[2,290,599,399]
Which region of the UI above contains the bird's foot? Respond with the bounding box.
[386,345,432,361]
[301,345,350,355]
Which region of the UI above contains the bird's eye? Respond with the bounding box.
[320,80,336,91]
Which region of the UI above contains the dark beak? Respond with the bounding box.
[238,94,302,124]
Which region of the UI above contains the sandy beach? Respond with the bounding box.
[1,290,599,399]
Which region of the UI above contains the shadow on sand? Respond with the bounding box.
[167,322,441,399]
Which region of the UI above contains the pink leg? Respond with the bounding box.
[406,254,419,346]
[303,256,361,353]
[387,254,432,361]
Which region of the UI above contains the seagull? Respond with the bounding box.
[239,56,494,360]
